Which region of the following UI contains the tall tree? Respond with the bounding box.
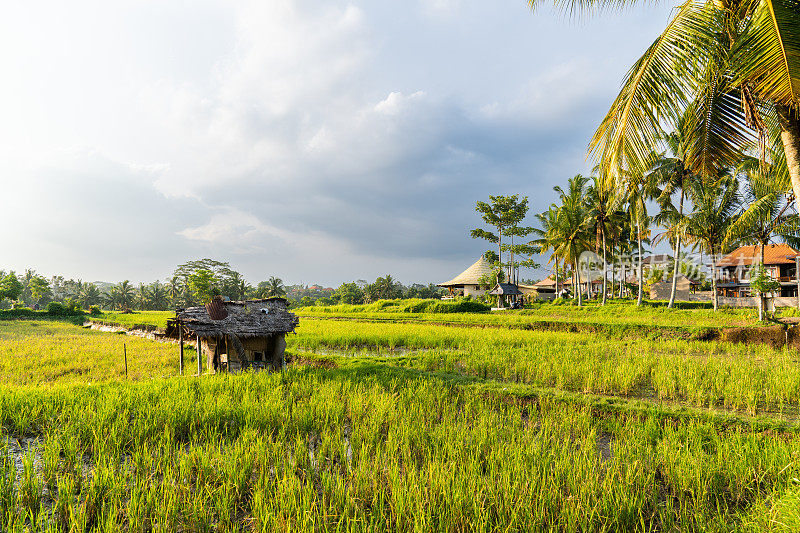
[585,173,624,304]
[551,175,592,306]
[0,272,23,302]
[533,206,563,295]
[471,195,528,280]
[258,276,286,298]
[726,157,800,318]
[649,115,698,308]
[624,172,654,305]
[683,175,741,311]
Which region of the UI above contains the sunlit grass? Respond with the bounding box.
[291,319,800,414]
[0,370,799,531]
[88,310,173,329]
[1,316,799,530]
[296,299,758,331]
[0,320,194,385]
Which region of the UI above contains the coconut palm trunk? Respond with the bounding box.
[668,187,685,309]
[710,252,718,312]
[554,259,560,299]
[637,222,644,306]
[777,105,800,203]
[602,229,608,305]
[575,260,583,307]
[758,242,766,321]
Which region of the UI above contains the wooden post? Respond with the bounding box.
[179,322,184,376]
[196,336,202,376]
[124,343,128,379]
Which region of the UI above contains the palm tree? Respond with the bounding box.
[167,276,182,307]
[624,173,654,306]
[726,158,800,318]
[78,282,101,309]
[115,280,134,311]
[135,283,148,311]
[585,173,624,304]
[649,115,700,308]
[551,175,592,306]
[533,206,563,294]
[264,277,286,298]
[147,281,170,310]
[683,175,741,311]
[526,0,799,201]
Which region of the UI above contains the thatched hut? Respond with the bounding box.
[165,298,299,373]
[489,282,522,308]
[437,256,495,297]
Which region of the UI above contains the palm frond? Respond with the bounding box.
[735,0,800,106]
[589,1,716,175]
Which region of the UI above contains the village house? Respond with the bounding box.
[530,275,603,300]
[437,256,495,298]
[716,243,800,297]
[166,297,299,373]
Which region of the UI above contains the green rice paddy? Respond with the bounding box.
[1,308,799,531]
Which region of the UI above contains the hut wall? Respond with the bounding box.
[463,285,487,297]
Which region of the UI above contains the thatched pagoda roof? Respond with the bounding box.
[489,283,522,295]
[165,298,298,339]
[437,256,494,287]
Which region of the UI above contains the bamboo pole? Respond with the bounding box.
[196,336,202,376]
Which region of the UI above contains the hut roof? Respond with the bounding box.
[717,243,799,267]
[489,283,522,295]
[165,298,298,339]
[532,275,602,287]
[437,256,495,287]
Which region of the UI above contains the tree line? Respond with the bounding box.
[0,259,444,311]
[534,114,799,315]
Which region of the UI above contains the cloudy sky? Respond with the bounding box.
[0,0,674,286]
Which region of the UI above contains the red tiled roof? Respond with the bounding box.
[717,243,799,267]
[533,275,602,287]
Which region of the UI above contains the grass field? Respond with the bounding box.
[88,311,173,330]
[0,320,195,386]
[290,319,800,415]
[2,312,800,530]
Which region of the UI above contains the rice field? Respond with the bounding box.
[291,319,800,415]
[89,311,173,330]
[0,321,196,386]
[1,315,800,530]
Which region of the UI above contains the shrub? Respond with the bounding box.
[89,306,102,316]
[46,302,66,315]
[427,300,491,314]
[44,302,84,317]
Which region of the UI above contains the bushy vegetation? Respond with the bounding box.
[298,298,490,314]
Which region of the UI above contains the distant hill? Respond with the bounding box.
[91,281,115,292]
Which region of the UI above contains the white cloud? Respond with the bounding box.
[0,0,675,285]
